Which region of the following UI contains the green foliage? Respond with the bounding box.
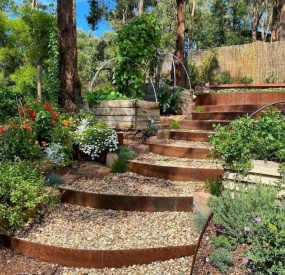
[157,86,183,115]
[0,119,43,161]
[111,158,129,173]
[246,203,285,274]
[141,124,159,139]
[0,160,54,231]
[195,106,204,113]
[265,72,279,84]
[85,83,128,104]
[208,184,278,243]
[113,13,161,99]
[204,178,223,196]
[215,72,233,84]
[169,120,180,129]
[195,51,219,84]
[210,110,285,174]
[211,235,237,250]
[45,173,65,187]
[45,25,60,105]
[117,146,136,161]
[209,248,233,273]
[240,76,254,84]
[0,86,24,123]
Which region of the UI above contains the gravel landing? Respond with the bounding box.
[15,204,199,250]
[157,139,211,149]
[62,172,205,197]
[133,153,222,169]
[56,256,194,274]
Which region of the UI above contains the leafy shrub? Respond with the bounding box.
[45,173,65,187]
[157,86,183,115]
[0,119,43,161]
[117,146,136,161]
[246,202,285,274]
[204,178,223,196]
[111,158,129,173]
[169,120,181,129]
[208,184,278,243]
[210,110,285,175]
[113,14,161,99]
[0,160,54,231]
[211,235,237,250]
[85,83,128,104]
[215,72,232,84]
[141,124,159,139]
[240,76,253,84]
[209,248,233,273]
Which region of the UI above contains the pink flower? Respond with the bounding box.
[242,257,249,263]
[244,226,250,232]
[254,217,261,223]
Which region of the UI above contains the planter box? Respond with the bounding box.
[93,100,160,130]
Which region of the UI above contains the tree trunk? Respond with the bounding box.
[172,0,186,87]
[138,0,144,16]
[37,65,42,101]
[31,0,38,9]
[271,0,285,41]
[57,0,82,113]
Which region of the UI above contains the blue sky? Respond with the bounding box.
[76,0,113,37]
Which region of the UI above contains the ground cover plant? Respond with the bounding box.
[208,184,285,274]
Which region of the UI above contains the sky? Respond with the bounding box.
[76,0,113,37]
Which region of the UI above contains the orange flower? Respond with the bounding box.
[41,141,48,147]
[50,120,56,125]
[53,112,59,120]
[62,119,69,126]
[35,140,39,145]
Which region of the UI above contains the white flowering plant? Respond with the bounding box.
[73,119,118,160]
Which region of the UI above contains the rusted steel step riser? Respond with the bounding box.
[169,132,212,142]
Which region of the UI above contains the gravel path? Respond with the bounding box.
[15,204,199,250]
[56,256,194,274]
[133,153,222,169]
[62,172,205,197]
[156,139,211,149]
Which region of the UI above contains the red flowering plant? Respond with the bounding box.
[18,102,61,142]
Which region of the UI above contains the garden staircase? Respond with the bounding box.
[2,90,285,273]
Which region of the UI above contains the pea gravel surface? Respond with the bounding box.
[62,172,205,197]
[15,204,199,250]
[55,256,194,274]
[156,139,211,149]
[132,153,222,169]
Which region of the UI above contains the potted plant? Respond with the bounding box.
[72,118,118,163]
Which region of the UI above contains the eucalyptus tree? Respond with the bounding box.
[57,0,82,113]
[271,0,285,41]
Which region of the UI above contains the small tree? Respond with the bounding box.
[112,13,161,99]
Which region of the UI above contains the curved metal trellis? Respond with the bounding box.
[249,100,285,118]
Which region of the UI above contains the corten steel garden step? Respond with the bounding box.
[192,111,249,120]
[0,204,199,268]
[169,130,215,142]
[149,143,210,159]
[194,91,285,106]
[59,187,194,212]
[194,104,266,112]
[179,120,230,130]
[129,154,223,182]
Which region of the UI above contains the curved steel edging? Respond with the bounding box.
[0,235,197,268]
[129,162,223,182]
[249,100,285,118]
[59,188,193,212]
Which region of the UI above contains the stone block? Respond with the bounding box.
[106,152,119,168]
[77,163,111,178]
[193,192,212,218]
